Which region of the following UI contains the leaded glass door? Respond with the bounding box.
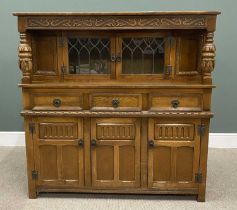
[116,33,175,79]
[62,33,116,79]
[61,32,174,80]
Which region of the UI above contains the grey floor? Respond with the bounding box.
[0,147,236,210]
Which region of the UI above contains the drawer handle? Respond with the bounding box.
[112,98,120,108]
[91,139,97,146]
[148,140,155,147]
[78,139,84,147]
[53,99,61,107]
[171,99,180,108]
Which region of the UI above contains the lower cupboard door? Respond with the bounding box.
[33,117,84,187]
[91,118,141,188]
[148,118,201,189]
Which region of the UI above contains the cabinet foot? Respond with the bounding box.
[28,190,37,199]
[197,194,206,202]
[197,182,207,202]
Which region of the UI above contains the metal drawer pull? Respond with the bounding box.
[78,139,84,147]
[91,139,97,146]
[171,99,180,108]
[53,98,61,107]
[112,98,120,108]
[148,140,155,147]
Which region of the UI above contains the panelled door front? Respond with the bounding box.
[33,117,84,187]
[91,118,141,188]
[148,118,201,189]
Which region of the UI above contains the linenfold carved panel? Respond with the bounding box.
[39,122,78,139]
[154,123,194,140]
[26,16,206,30]
[96,123,135,140]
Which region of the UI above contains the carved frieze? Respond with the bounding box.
[18,33,32,83]
[26,16,206,30]
[21,110,214,118]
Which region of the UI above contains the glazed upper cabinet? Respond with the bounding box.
[31,31,202,81]
[62,32,174,79]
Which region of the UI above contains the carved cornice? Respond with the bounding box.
[201,32,216,84]
[18,33,32,83]
[21,110,214,118]
[25,15,207,30]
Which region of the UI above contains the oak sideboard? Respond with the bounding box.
[14,11,220,201]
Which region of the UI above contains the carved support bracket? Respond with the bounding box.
[201,32,216,84]
[18,33,32,83]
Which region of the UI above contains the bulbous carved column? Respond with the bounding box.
[18,33,32,83]
[201,32,216,84]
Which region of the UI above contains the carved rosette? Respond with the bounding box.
[201,32,216,83]
[18,33,32,83]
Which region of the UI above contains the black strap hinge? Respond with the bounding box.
[29,123,35,134]
[198,124,205,136]
[163,65,172,79]
[32,170,38,180]
[195,173,202,183]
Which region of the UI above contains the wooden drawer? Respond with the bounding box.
[31,93,83,110]
[149,93,203,111]
[90,93,142,111]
